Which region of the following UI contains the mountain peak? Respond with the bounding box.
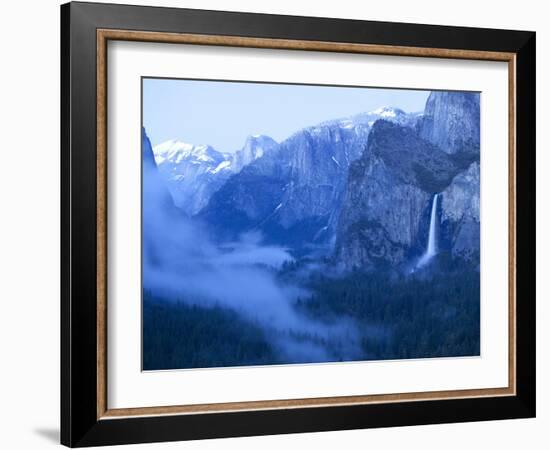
[370,106,406,117]
[233,134,279,172]
[243,134,278,146]
[153,139,226,165]
[418,91,480,154]
[318,106,414,131]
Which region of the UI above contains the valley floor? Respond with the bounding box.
[143,265,480,371]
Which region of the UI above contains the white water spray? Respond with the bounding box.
[417,193,440,268]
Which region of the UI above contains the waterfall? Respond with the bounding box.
[417,193,440,268]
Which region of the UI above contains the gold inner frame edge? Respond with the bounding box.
[96,28,517,420]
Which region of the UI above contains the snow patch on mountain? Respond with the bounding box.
[210,160,232,174]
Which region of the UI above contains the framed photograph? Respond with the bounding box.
[61,1,536,447]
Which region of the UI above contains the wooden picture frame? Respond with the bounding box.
[61,1,535,447]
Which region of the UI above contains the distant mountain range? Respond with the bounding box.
[144,92,480,269]
[153,135,278,215]
[197,106,423,253]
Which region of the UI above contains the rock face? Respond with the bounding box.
[199,107,419,251]
[334,121,451,269]
[440,162,480,261]
[153,135,278,216]
[365,121,466,193]
[334,92,480,270]
[232,135,279,173]
[418,91,480,155]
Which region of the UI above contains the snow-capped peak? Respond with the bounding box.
[153,139,194,158]
[371,106,406,118]
[318,106,413,131]
[153,140,226,165]
[209,160,232,174]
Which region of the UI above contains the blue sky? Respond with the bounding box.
[143,78,430,152]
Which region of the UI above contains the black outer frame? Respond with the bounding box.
[60,1,536,447]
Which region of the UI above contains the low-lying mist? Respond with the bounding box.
[143,167,361,363]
